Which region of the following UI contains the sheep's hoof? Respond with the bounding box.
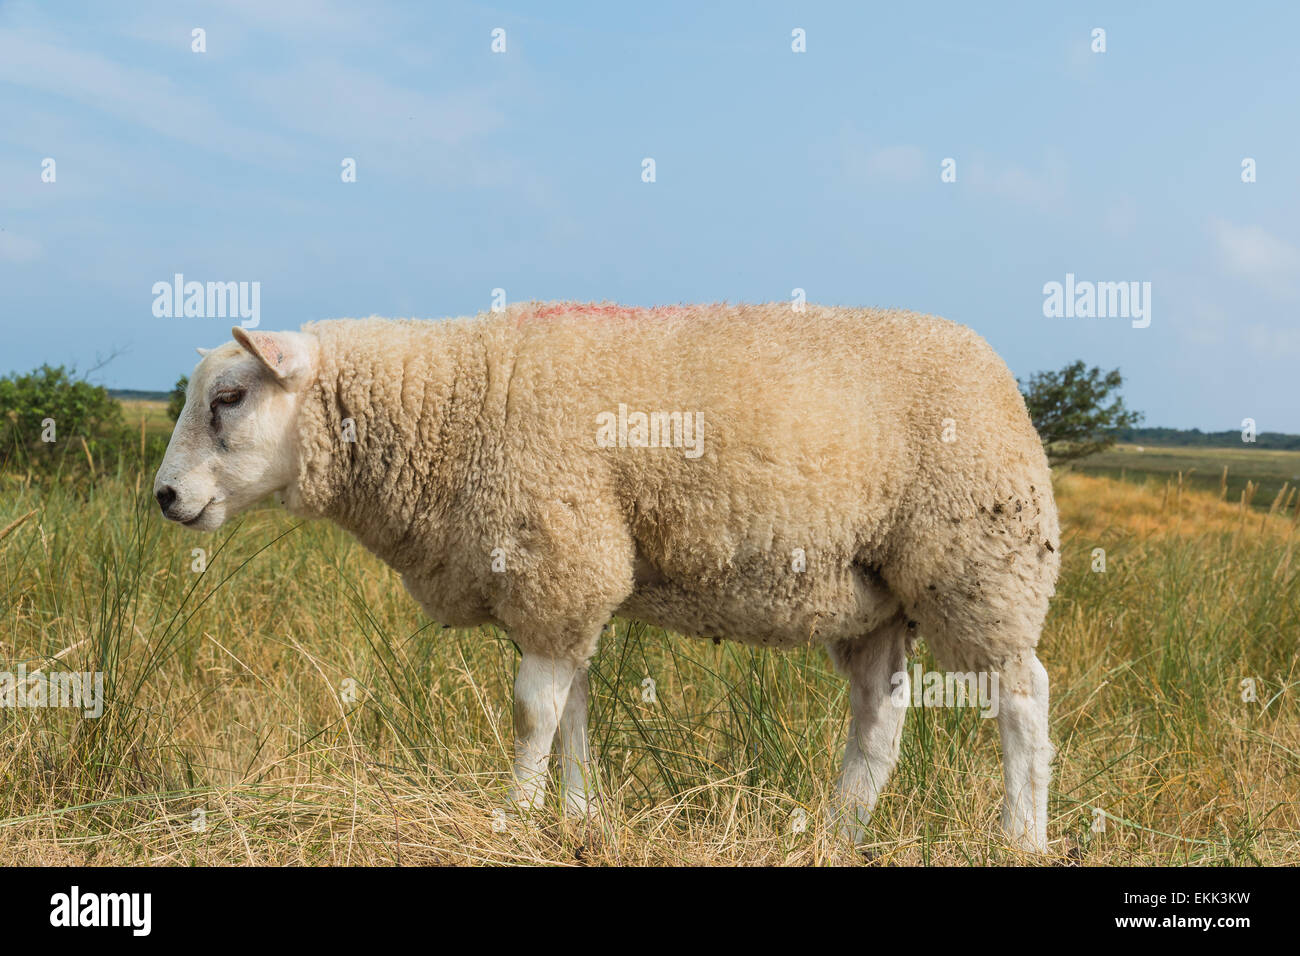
[826,805,869,849]
[1003,829,1051,857]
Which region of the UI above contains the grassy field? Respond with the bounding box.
[1075,442,1300,512]
[1,423,1297,865]
[118,399,175,439]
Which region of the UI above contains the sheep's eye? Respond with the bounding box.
[209,390,245,432]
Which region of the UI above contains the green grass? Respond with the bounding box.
[1075,442,1300,510]
[118,399,174,439]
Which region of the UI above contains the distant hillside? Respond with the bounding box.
[1115,427,1300,450]
[109,389,170,402]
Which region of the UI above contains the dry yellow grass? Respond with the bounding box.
[1056,470,1299,540]
[0,466,1296,865]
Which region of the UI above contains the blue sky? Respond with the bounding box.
[2,1,1297,430]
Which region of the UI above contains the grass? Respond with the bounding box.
[118,399,175,439]
[1075,442,1300,511]
[0,441,1297,865]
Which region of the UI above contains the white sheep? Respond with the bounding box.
[155,302,1060,852]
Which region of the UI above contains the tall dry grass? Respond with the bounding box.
[0,466,1296,865]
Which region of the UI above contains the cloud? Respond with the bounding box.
[1176,297,1300,361]
[244,60,506,152]
[831,127,1069,209]
[0,27,301,167]
[0,230,43,262]
[828,126,925,186]
[861,145,927,183]
[215,0,387,41]
[1244,322,1300,358]
[1209,218,1300,300]
[0,14,528,197]
[1103,196,1138,238]
[964,149,1068,210]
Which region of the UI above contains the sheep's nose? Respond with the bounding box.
[155,486,177,514]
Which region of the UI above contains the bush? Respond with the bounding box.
[0,364,124,470]
[168,375,189,422]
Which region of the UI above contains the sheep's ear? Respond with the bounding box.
[195,347,211,357]
[231,328,317,388]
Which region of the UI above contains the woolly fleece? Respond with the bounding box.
[282,302,1059,673]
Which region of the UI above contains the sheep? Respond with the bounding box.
[154,302,1060,852]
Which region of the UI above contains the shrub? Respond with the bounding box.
[168,375,189,422]
[0,364,124,470]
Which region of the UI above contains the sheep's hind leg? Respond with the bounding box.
[996,651,1052,853]
[509,653,578,812]
[556,666,598,819]
[827,613,911,845]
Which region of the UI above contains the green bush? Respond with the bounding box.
[168,374,189,422]
[0,364,124,472]
[0,364,123,456]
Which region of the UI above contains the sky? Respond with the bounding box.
[1,1,1297,430]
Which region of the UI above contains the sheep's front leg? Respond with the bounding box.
[510,653,578,812]
[557,667,597,818]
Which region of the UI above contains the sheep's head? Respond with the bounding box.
[154,327,318,531]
